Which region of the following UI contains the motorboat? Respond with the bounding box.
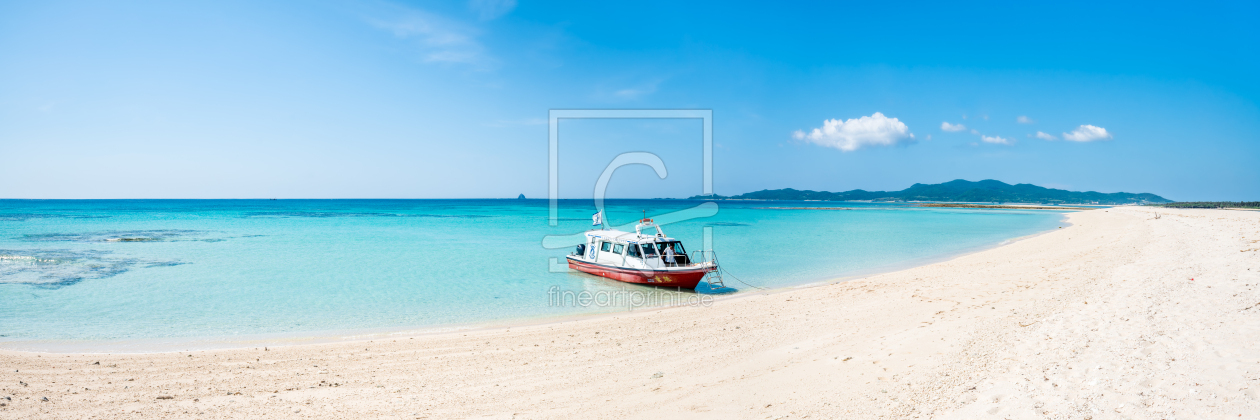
[566,218,719,289]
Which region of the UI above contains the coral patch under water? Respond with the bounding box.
[241,211,492,219]
[0,213,112,222]
[20,230,225,243]
[0,249,185,288]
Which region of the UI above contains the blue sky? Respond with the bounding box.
[1,0,1257,200]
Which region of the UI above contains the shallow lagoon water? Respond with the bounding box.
[0,199,1067,347]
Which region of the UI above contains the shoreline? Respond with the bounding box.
[783,213,1074,292]
[914,203,1096,210]
[0,214,1075,355]
[4,207,1256,418]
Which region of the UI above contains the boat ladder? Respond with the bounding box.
[691,250,725,289]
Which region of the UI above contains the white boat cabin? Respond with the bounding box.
[572,219,692,269]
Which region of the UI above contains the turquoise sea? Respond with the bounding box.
[0,199,1067,350]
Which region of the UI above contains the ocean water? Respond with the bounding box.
[0,199,1067,349]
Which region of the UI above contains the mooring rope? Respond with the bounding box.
[718,265,766,291]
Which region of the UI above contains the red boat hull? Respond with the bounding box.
[566,256,712,289]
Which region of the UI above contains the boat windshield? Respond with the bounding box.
[656,242,685,255]
[640,244,657,257]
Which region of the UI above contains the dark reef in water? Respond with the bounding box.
[0,249,185,289]
[241,211,492,219]
[20,230,216,243]
[0,213,113,222]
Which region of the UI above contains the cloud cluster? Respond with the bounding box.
[980,135,1012,145]
[1063,125,1113,142]
[612,79,662,99]
[369,6,491,67]
[792,109,1112,152]
[793,112,914,152]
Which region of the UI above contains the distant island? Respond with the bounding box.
[689,179,1171,205]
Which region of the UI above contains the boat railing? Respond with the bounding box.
[688,250,718,267]
[654,252,696,267]
[571,243,712,268]
[655,257,682,267]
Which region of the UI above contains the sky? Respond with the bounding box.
[1,0,1257,200]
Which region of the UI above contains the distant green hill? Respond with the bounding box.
[690,179,1171,205]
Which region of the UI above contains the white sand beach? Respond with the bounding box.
[2,206,1258,419]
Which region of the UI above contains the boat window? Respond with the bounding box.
[627,244,641,258]
[656,242,685,255]
[612,244,624,254]
[640,244,656,257]
[600,242,611,252]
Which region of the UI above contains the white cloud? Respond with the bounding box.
[1034,131,1057,141]
[368,6,491,67]
[1062,125,1113,142]
[468,0,516,21]
[614,84,657,99]
[970,129,979,135]
[980,135,1012,145]
[596,79,665,101]
[792,112,914,152]
[940,122,966,132]
[1017,115,1034,124]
